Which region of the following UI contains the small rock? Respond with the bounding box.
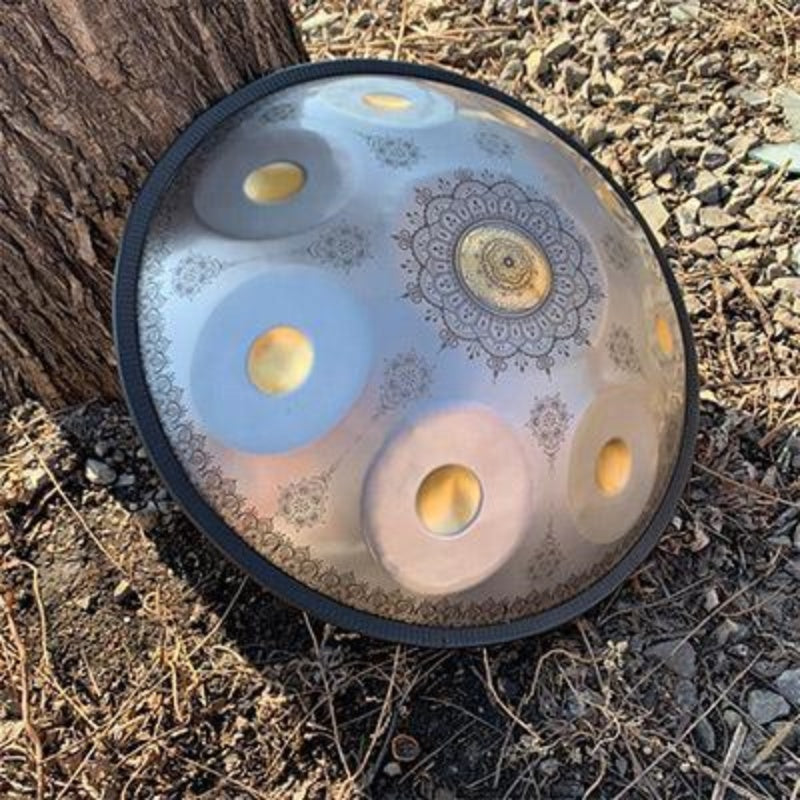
[75,595,94,612]
[383,762,402,777]
[605,70,625,95]
[672,138,705,159]
[693,171,724,204]
[543,33,574,62]
[773,277,800,297]
[723,709,742,730]
[675,198,701,238]
[646,640,697,679]
[699,144,729,169]
[775,668,800,705]
[640,142,674,176]
[708,102,730,127]
[116,473,135,488]
[748,689,789,724]
[113,579,136,603]
[581,115,610,149]
[699,206,737,229]
[85,458,117,486]
[695,53,724,77]
[717,230,755,250]
[500,58,523,81]
[132,507,159,533]
[525,49,547,80]
[562,60,589,92]
[94,440,112,458]
[730,86,770,107]
[690,236,719,258]
[637,193,669,232]
[695,717,717,752]
[704,587,720,611]
[675,679,698,710]
[300,9,340,32]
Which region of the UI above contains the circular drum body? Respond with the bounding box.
[114,60,698,646]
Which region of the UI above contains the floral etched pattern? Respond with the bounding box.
[527,394,573,465]
[377,350,433,416]
[601,231,633,272]
[527,519,563,582]
[277,471,332,530]
[395,170,604,376]
[172,253,225,299]
[362,133,422,169]
[475,128,513,159]
[308,223,370,273]
[607,324,641,373]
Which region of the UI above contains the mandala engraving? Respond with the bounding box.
[173,253,226,299]
[607,325,641,373]
[362,133,422,169]
[377,349,433,416]
[395,170,603,375]
[277,471,332,530]
[527,394,573,465]
[475,128,513,159]
[308,223,370,273]
[527,519,563,582]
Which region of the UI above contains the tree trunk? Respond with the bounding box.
[0,0,306,409]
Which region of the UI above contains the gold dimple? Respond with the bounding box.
[595,438,632,497]
[247,326,314,395]
[362,92,412,111]
[457,224,552,314]
[655,315,674,356]
[243,162,305,204]
[416,464,483,537]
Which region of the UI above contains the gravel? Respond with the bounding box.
[748,689,791,725]
[85,457,117,486]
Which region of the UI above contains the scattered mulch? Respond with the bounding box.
[2,0,800,797]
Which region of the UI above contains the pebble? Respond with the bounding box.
[692,171,724,204]
[525,49,547,80]
[672,138,705,159]
[714,618,749,647]
[544,33,574,62]
[640,142,674,176]
[646,640,697,679]
[695,53,724,77]
[694,717,717,752]
[775,668,800,705]
[675,198,701,238]
[500,58,523,81]
[730,86,770,107]
[581,115,610,149]
[699,144,729,169]
[562,60,589,92]
[636,193,670,232]
[708,101,730,127]
[85,458,117,486]
[699,206,737,229]
[772,277,800,297]
[113,579,136,603]
[748,689,790,724]
[690,237,719,258]
[383,762,402,777]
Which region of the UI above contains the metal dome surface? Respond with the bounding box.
[114,60,698,647]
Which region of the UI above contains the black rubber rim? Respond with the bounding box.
[113,59,699,648]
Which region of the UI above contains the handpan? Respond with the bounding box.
[114,60,698,646]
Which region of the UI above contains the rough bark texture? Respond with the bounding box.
[0,0,306,408]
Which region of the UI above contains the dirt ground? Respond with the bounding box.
[2,1,800,797]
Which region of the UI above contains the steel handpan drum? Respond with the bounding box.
[114,60,698,646]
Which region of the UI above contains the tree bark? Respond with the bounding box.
[0,0,306,409]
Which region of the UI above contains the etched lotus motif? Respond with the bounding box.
[395,171,604,375]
